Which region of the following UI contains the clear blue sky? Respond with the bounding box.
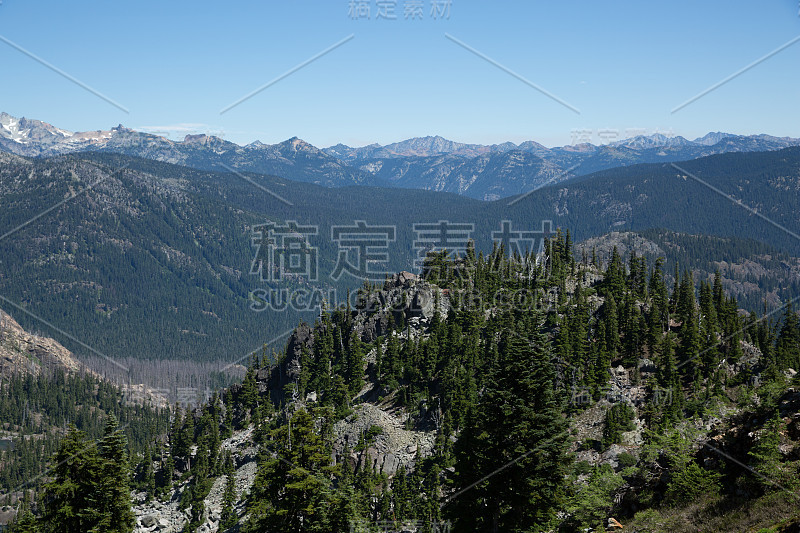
[1,0,798,147]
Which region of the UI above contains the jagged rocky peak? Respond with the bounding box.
[183,133,218,145]
[278,136,319,153]
[0,112,74,144]
[252,322,314,404]
[353,270,449,343]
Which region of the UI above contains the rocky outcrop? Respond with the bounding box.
[571,365,647,468]
[254,322,314,405]
[253,273,448,404]
[352,271,449,344]
[332,403,436,476]
[132,428,258,533]
[0,308,83,377]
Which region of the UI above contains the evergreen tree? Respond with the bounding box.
[9,503,38,533]
[160,450,175,496]
[40,420,134,533]
[220,452,238,531]
[657,332,682,426]
[93,415,135,533]
[775,304,800,370]
[602,295,619,358]
[603,247,625,301]
[141,445,156,502]
[245,408,337,533]
[240,368,259,415]
[748,411,788,493]
[346,332,365,395]
[449,329,569,532]
[41,426,99,533]
[602,403,636,447]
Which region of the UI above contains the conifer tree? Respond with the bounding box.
[245,408,337,533]
[748,411,787,492]
[141,444,155,502]
[94,415,135,533]
[240,368,259,414]
[41,419,134,533]
[776,304,800,370]
[603,247,625,301]
[449,328,569,532]
[9,502,38,533]
[602,295,620,357]
[41,426,98,533]
[160,450,175,496]
[346,332,365,395]
[657,333,682,426]
[220,452,238,531]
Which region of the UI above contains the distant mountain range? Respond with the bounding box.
[2,112,800,200]
[0,113,379,188]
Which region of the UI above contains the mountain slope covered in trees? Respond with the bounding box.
[2,147,800,374]
[9,234,800,532]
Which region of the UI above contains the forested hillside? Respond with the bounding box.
[9,233,800,532]
[579,229,800,312]
[503,147,800,255]
[2,147,800,373]
[0,311,169,529]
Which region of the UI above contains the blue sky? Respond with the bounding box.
[0,0,798,147]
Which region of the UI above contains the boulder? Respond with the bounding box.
[140,514,158,528]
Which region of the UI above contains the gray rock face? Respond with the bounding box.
[600,444,629,469]
[332,404,436,476]
[133,428,258,533]
[255,322,314,403]
[637,358,657,374]
[353,272,449,344]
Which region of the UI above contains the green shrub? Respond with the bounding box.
[664,462,722,505]
[573,460,593,476]
[617,452,637,468]
[602,403,636,447]
[564,464,625,530]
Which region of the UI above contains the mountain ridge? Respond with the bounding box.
[3,112,800,200]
